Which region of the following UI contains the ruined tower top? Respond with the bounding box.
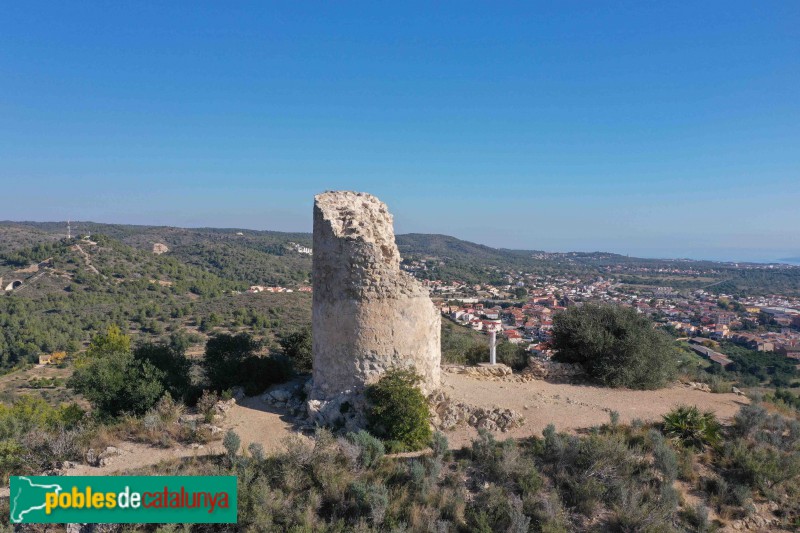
[312,191,429,300]
[314,191,400,267]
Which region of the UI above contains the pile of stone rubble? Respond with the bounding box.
[443,363,513,380]
[429,391,525,433]
[518,358,586,383]
[263,382,308,417]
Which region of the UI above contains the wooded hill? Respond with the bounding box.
[1,221,798,371]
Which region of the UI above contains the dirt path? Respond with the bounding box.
[73,244,101,276]
[63,441,208,476]
[442,373,748,447]
[223,394,306,452]
[62,391,305,476]
[54,374,747,476]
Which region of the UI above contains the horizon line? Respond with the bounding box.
[1,218,798,268]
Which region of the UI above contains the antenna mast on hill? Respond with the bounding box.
[67,219,71,240]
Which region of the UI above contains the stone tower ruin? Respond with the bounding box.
[307,191,441,425]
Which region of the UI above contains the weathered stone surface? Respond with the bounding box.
[85,448,98,466]
[429,391,525,433]
[85,446,121,467]
[444,363,513,379]
[518,357,585,383]
[688,381,712,393]
[309,192,441,415]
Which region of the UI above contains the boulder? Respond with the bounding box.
[268,389,291,402]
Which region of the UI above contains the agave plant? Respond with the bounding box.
[662,405,722,449]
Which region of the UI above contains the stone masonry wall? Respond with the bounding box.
[310,191,441,409]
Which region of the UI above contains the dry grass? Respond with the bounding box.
[0,364,77,405]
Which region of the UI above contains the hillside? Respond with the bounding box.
[1,221,314,286]
[0,225,311,370]
[1,221,799,532]
[2,220,800,371]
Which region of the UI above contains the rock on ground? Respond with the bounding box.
[444,363,513,380]
[429,390,525,433]
[518,357,586,383]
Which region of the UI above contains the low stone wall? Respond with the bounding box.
[518,357,586,383]
[429,391,525,433]
[443,363,513,380]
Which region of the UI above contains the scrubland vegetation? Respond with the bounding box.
[1,319,797,530]
[1,224,799,530]
[0,230,311,372]
[3,398,794,532]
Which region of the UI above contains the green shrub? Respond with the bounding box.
[365,369,431,452]
[348,481,388,526]
[345,430,385,469]
[538,427,646,517]
[56,403,85,427]
[722,439,800,493]
[0,439,24,482]
[704,475,752,511]
[238,354,291,396]
[732,403,766,438]
[133,342,192,402]
[662,405,722,449]
[68,327,165,418]
[408,459,429,494]
[441,320,487,365]
[676,447,697,482]
[496,341,529,371]
[278,327,312,374]
[471,429,538,492]
[604,486,676,532]
[0,396,85,481]
[649,429,679,482]
[707,374,733,394]
[247,442,265,462]
[0,395,84,435]
[203,333,290,395]
[679,504,714,532]
[202,333,260,391]
[768,389,800,410]
[526,492,569,533]
[467,486,530,533]
[551,303,678,389]
[223,430,241,461]
[196,389,219,423]
[430,431,449,459]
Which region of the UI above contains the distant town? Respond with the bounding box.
[401,258,800,365]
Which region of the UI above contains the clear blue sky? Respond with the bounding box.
[1,2,798,262]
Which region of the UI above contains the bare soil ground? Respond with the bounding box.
[441,373,748,448]
[63,391,307,476]
[59,372,748,477]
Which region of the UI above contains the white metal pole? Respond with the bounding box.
[490,330,496,365]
